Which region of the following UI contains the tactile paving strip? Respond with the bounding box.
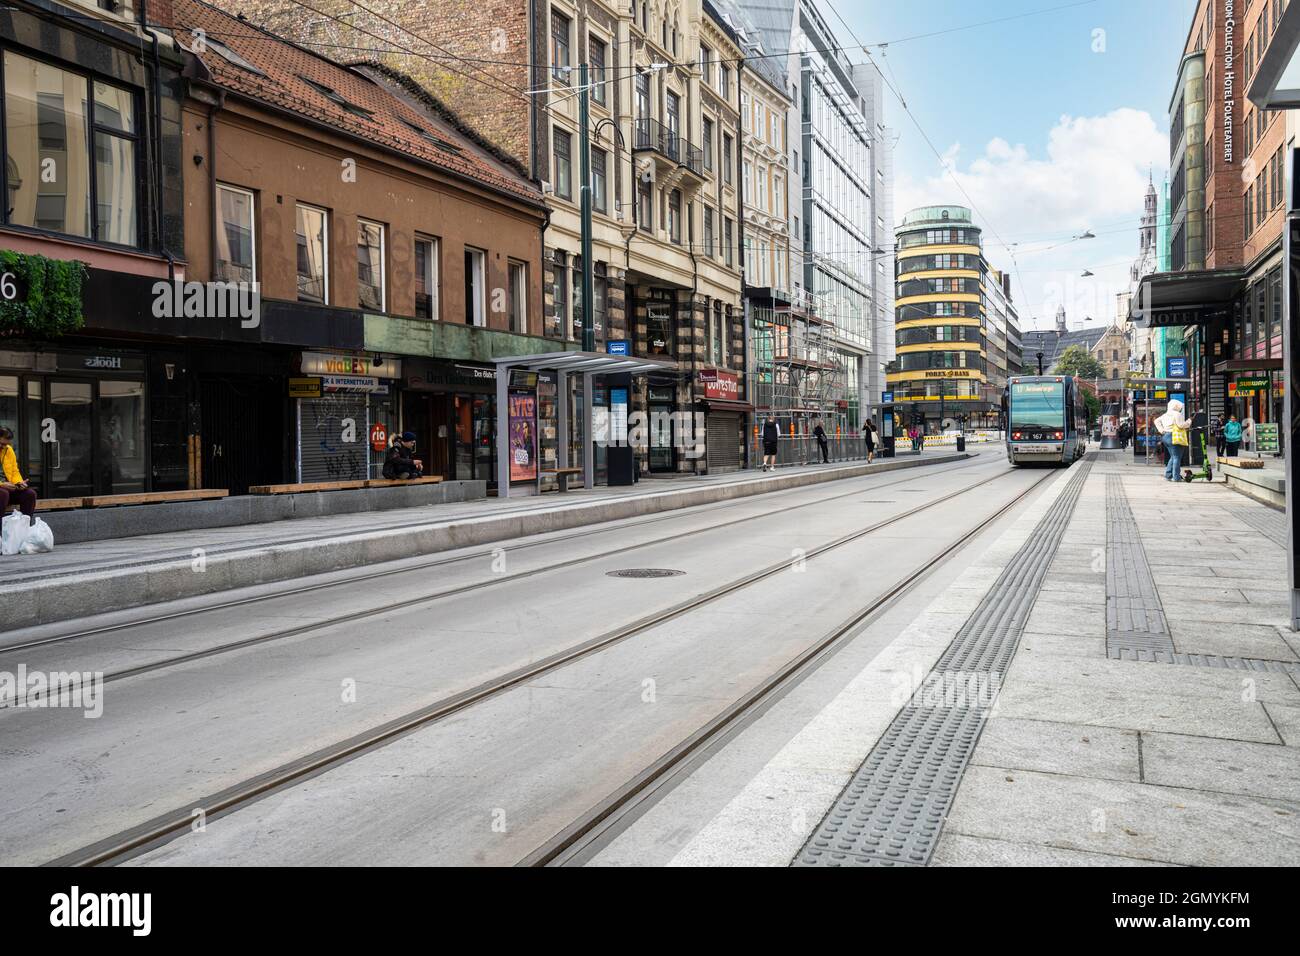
[1105,474,1176,660]
[1105,478,1297,673]
[794,458,1095,867]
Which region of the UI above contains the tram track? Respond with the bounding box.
[1,457,994,701]
[44,462,1036,867]
[521,466,1062,867]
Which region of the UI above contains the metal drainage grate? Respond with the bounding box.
[794,457,1095,867]
[605,568,686,579]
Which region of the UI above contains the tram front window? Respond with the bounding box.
[1009,381,1065,431]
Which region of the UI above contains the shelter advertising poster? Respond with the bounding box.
[508,389,537,482]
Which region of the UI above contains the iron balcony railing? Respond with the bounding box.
[634,118,704,175]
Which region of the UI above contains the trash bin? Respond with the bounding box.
[956,434,966,452]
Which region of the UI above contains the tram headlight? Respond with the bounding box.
[1054,431,1063,440]
[1012,431,1022,440]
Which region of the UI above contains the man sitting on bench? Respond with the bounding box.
[383,432,424,480]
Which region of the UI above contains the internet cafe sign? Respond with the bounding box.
[301,350,401,379]
[698,369,739,400]
[1223,0,1236,164]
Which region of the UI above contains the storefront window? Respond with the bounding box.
[646,293,674,357]
[98,379,146,492]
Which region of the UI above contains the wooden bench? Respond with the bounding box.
[5,497,81,513]
[81,489,229,507]
[249,480,370,495]
[541,467,584,492]
[363,476,443,488]
[1219,457,1265,469]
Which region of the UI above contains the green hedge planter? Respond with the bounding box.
[0,250,87,337]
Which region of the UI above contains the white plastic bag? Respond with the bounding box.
[18,517,53,554]
[1,511,29,556]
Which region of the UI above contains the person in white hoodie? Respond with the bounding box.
[1153,398,1192,481]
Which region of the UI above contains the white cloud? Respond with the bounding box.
[894,108,1168,330]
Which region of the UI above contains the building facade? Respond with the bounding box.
[222,0,750,477]
[0,0,187,500]
[1135,0,1287,438]
[890,205,992,430]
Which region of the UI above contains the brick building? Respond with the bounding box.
[1135,0,1287,434]
[217,0,749,476]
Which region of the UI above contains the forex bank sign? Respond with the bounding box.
[1223,0,1236,164]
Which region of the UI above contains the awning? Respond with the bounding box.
[698,399,754,413]
[1129,268,1245,328]
[1249,0,1300,108]
[1214,358,1283,373]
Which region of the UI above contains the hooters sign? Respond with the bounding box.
[370,423,388,452]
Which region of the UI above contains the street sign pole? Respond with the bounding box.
[579,62,595,354]
[1284,150,1299,629]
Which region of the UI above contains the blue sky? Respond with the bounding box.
[829,0,1199,328]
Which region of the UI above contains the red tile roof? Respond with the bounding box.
[173,0,542,206]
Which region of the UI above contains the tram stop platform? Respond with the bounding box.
[2,446,969,631]
[621,448,1298,867]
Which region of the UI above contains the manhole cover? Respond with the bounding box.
[605,568,686,578]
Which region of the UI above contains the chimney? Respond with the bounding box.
[143,0,175,30]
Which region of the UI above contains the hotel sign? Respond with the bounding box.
[1223,0,1236,163]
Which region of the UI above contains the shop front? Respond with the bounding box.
[401,358,497,486]
[696,369,749,473]
[295,351,402,482]
[0,347,148,498]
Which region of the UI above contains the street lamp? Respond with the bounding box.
[1036,350,1044,374]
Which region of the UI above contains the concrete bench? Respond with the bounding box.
[541,467,584,492]
[82,489,229,507]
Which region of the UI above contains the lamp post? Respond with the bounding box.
[1036,350,1044,375]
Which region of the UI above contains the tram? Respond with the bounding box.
[1002,375,1087,466]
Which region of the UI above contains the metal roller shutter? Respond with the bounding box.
[705,412,743,472]
[298,395,370,482]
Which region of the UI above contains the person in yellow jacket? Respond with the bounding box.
[0,426,38,525]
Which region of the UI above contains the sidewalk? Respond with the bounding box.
[932,450,1299,865]
[2,447,969,629]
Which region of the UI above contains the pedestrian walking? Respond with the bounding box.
[813,419,829,464]
[761,416,779,472]
[1154,399,1191,481]
[1118,419,1131,449]
[862,419,877,463]
[1223,413,1243,457]
[0,426,38,526]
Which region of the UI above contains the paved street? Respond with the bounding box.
[2,447,1294,870]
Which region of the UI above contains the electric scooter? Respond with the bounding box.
[1181,432,1213,482]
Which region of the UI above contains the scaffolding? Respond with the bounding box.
[752,288,849,440]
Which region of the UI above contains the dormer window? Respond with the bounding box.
[299,75,373,118]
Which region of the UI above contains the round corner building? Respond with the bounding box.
[890,205,995,431]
